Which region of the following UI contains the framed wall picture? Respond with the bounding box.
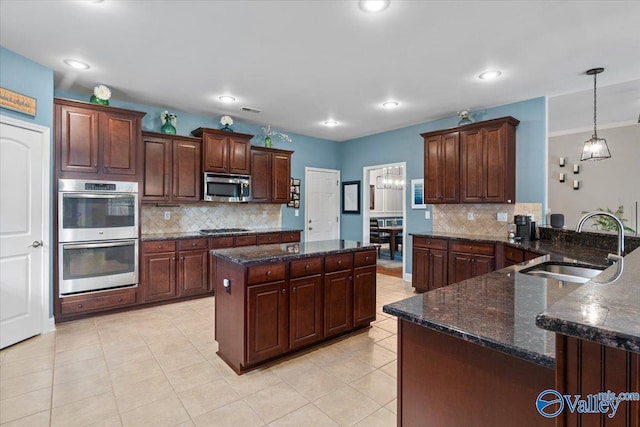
[411,179,426,209]
[342,181,360,214]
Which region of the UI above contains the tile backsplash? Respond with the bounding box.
[141,203,282,234]
[432,203,542,238]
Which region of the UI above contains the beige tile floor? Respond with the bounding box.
[0,274,415,427]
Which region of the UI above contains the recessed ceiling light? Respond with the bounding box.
[323,120,339,127]
[478,70,502,80]
[63,59,90,70]
[359,0,390,12]
[382,101,399,109]
[218,95,236,103]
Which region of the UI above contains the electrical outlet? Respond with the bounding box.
[164,211,171,220]
[467,212,474,221]
[262,210,267,218]
[294,209,299,217]
[497,212,508,222]
[424,211,431,220]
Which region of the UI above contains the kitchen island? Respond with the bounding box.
[211,240,378,374]
[384,233,640,427]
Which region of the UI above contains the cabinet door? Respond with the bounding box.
[250,149,271,202]
[202,133,228,172]
[289,275,324,349]
[353,266,376,327]
[228,136,251,174]
[423,135,442,203]
[429,249,449,290]
[142,252,176,302]
[271,152,292,203]
[173,139,201,202]
[441,132,460,203]
[472,255,495,277]
[412,247,429,292]
[448,252,474,285]
[324,270,353,337]
[247,281,289,364]
[483,124,507,202]
[101,111,138,176]
[177,249,209,297]
[58,104,99,174]
[142,136,171,202]
[460,128,484,203]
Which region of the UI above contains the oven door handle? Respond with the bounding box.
[62,194,134,199]
[62,241,135,250]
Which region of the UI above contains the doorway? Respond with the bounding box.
[304,167,340,242]
[0,115,52,349]
[363,162,407,278]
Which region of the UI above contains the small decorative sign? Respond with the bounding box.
[0,87,37,116]
[288,178,300,208]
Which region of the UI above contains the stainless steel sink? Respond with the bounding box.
[519,261,606,283]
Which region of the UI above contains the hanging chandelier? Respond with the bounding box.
[580,67,611,161]
[375,166,404,190]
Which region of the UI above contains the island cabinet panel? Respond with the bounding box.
[324,270,354,338]
[353,265,376,327]
[398,320,554,427]
[289,275,324,349]
[281,230,301,243]
[192,127,252,174]
[555,335,639,427]
[247,281,289,364]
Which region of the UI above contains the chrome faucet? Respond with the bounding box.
[576,211,625,261]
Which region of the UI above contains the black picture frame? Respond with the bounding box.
[341,181,361,214]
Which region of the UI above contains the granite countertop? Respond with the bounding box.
[141,228,303,241]
[211,239,376,265]
[384,232,639,368]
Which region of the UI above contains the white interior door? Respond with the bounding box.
[1,116,50,349]
[305,168,340,242]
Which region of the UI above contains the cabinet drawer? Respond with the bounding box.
[209,236,235,249]
[354,250,377,267]
[257,233,281,245]
[325,253,353,272]
[60,288,136,315]
[281,231,300,243]
[248,263,287,284]
[235,234,257,247]
[290,257,323,278]
[413,237,448,251]
[142,240,176,253]
[450,240,494,256]
[178,238,208,250]
[504,245,524,263]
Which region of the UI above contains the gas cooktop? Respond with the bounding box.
[199,228,248,235]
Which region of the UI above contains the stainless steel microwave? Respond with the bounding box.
[203,173,252,202]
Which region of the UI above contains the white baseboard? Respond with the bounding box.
[43,316,56,335]
[403,272,412,283]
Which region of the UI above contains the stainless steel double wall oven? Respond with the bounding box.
[58,179,139,295]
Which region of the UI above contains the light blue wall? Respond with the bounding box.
[54,90,340,233]
[338,97,547,272]
[1,46,55,317]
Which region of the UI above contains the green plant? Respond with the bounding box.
[581,205,636,233]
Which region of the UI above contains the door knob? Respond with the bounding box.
[28,240,43,248]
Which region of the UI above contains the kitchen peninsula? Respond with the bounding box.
[212,240,378,374]
[384,232,640,427]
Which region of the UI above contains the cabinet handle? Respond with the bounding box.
[356,274,360,279]
[93,164,97,168]
[192,242,197,246]
[349,275,353,281]
[337,260,342,266]
[266,271,271,276]
[78,303,83,309]
[292,287,297,292]
[118,298,123,303]
[305,264,310,270]
[281,288,286,294]
[365,256,370,261]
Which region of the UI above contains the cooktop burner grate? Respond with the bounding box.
[199,228,248,234]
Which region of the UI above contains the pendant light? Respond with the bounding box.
[580,67,611,161]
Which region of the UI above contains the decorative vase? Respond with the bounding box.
[161,123,177,134]
[264,136,272,148]
[90,95,109,106]
[220,125,234,132]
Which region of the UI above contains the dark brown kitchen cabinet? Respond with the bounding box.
[191,127,252,174]
[141,132,201,203]
[141,241,177,302]
[422,132,459,203]
[289,274,324,349]
[412,237,448,293]
[420,116,518,205]
[324,253,354,338]
[247,280,289,364]
[250,147,293,204]
[448,240,495,284]
[460,117,518,203]
[177,239,209,297]
[56,98,144,179]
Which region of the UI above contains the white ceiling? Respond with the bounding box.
[1,1,639,141]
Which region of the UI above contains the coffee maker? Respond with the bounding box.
[514,215,536,241]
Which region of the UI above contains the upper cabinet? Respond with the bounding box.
[191,127,251,175]
[55,98,145,180]
[421,116,519,204]
[250,147,293,204]
[141,132,201,203]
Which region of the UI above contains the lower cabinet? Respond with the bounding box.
[324,270,354,338]
[60,288,137,316]
[448,240,495,284]
[412,237,449,293]
[247,280,289,364]
[290,274,324,350]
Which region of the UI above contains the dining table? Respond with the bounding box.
[378,225,403,260]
